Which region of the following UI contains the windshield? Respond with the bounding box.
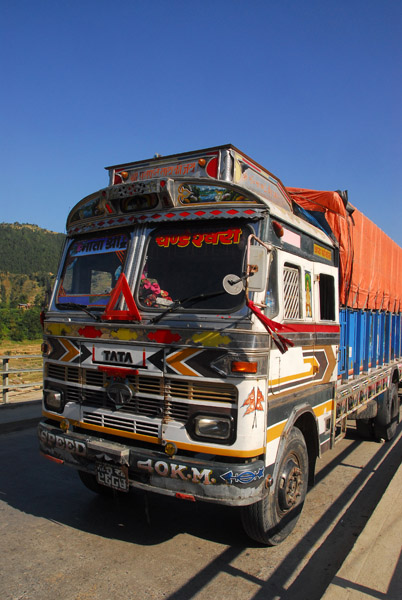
[56,232,128,308]
[138,222,249,312]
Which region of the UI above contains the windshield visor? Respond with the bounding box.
[138,223,249,312]
[56,233,128,308]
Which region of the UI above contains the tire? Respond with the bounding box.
[78,470,116,497]
[356,418,374,439]
[241,427,309,545]
[373,383,400,442]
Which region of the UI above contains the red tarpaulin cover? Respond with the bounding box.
[286,187,402,312]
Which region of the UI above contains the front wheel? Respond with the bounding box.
[241,427,309,545]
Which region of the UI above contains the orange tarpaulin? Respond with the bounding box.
[286,187,402,312]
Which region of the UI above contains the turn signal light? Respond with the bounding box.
[41,342,50,355]
[60,419,70,432]
[231,361,258,374]
[164,442,177,457]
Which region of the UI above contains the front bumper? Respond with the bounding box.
[38,420,267,506]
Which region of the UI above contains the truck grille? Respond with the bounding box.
[45,362,237,437]
[81,410,160,436]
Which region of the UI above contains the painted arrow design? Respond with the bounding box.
[59,338,81,362]
[166,348,204,377]
[269,346,337,394]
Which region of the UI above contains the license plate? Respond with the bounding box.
[96,463,129,492]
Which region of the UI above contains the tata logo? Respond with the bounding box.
[103,350,133,364]
[107,382,133,408]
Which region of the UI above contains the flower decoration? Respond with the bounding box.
[140,275,172,308]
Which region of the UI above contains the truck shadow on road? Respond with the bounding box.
[1,423,401,599]
[164,425,402,600]
[0,427,243,546]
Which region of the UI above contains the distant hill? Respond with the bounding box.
[0,222,65,306]
[0,222,65,274]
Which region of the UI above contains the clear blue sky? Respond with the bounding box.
[1,0,401,244]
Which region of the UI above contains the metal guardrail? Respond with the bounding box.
[1,354,43,404]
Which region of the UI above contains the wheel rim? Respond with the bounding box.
[278,456,303,512]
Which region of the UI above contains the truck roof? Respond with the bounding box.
[105,144,294,215]
[105,144,275,177]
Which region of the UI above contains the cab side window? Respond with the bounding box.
[283,264,301,319]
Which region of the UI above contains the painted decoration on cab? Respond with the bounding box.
[70,194,114,222]
[305,271,312,318]
[178,183,248,205]
[155,228,242,249]
[242,387,265,427]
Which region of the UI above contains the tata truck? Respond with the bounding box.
[38,145,402,544]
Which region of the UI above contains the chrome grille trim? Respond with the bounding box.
[82,410,160,436]
[167,379,236,403]
[45,362,238,437]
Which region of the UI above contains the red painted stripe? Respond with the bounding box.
[97,365,139,377]
[283,323,340,334]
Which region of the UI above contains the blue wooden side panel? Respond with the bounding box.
[384,313,391,364]
[353,311,366,376]
[338,309,348,378]
[338,309,401,381]
[371,311,379,369]
[391,313,401,360]
[346,309,357,378]
[395,314,401,359]
[378,312,385,367]
[363,311,372,372]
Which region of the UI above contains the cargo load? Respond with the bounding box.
[286,187,402,311]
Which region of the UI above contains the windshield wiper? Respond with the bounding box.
[150,290,227,324]
[56,302,101,322]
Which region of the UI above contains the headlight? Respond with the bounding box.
[192,415,233,442]
[44,389,64,413]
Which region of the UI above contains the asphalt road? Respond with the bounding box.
[1,421,401,600]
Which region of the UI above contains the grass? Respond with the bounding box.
[0,339,42,356]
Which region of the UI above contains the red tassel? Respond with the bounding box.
[246,300,294,354]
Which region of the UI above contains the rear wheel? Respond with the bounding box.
[241,427,308,545]
[356,418,374,439]
[374,383,400,442]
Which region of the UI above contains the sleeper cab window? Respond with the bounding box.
[319,273,335,321]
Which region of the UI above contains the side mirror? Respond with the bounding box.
[248,245,268,292]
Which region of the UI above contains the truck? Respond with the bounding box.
[38,145,402,545]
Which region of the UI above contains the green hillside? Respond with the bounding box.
[0,223,65,340]
[0,221,65,307]
[0,222,65,274]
